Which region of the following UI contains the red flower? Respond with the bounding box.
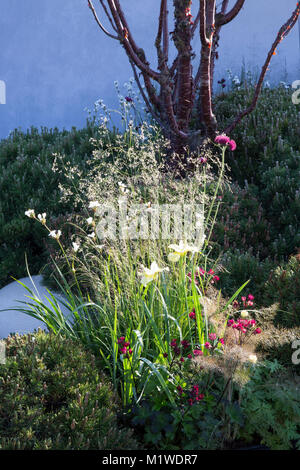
[189,310,196,320]
[228,139,237,151]
[215,134,230,146]
[193,349,203,357]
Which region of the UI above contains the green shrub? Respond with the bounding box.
[0,125,97,288]
[130,397,222,450]
[238,361,300,450]
[0,330,139,450]
[263,256,300,327]
[215,85,300,260]
[216,249,275,306]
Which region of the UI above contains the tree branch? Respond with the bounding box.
[224,2,300,134]
[104,0,160,81]
[199,0,209,45]
[99,0,118,33]
[216,0,246,27]
[88,0,119,40]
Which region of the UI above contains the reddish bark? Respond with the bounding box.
[88,0,300,157]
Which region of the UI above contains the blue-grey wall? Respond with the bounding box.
[0,0,299,140]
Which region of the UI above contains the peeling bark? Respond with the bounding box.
[88,0,300,161]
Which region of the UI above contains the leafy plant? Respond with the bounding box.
[0,330,139,450]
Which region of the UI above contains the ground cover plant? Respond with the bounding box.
[0,330,138,450]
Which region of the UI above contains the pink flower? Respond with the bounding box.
[254,328,262,335]
[215,134,231,146]
[193,349,203,356]
[248,294,255,300]
[200,157,207,164]
[205,342,212,349]
[219,338,225,345]
[228,139,237,151]
[189,310,196,320]
[197,267,206,277]
[208,333,217,341]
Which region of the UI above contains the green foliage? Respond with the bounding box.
[0,330,139,450]
[216,250,275,306]
[215,85,300,260]
[263,256,300,327]
[0,125,97,288]
[238,361,300,450]
[130,397,222,450]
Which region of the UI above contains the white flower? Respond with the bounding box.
[86,217,94,225]
[248,354,258,364]
[168,252,181,263]
[89,201,101,210]
[240,310,249,318]
[49,230,61,240]
[72,242,80,252]
[139,261,169,287]
[88,232,96,240]
[96,244,105,250]
[37,213,47,225]
[118,181,129,194]
[233,75,240,85]
[25,209,35,218]
[168,240,201,257]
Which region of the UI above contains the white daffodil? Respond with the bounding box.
[49,230,61,240]
[240,310,249,318]
[25,209,35,218]
[86,217,94,225]
[37,213,47,225]
[248,354,258,364]
[89,201,101,210]
[72,242,80,252]
[139,261,169,287]
[168,240,201,257]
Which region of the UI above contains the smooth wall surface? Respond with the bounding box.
[0,0,299,140]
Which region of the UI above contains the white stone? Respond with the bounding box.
[0,275,69,339]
